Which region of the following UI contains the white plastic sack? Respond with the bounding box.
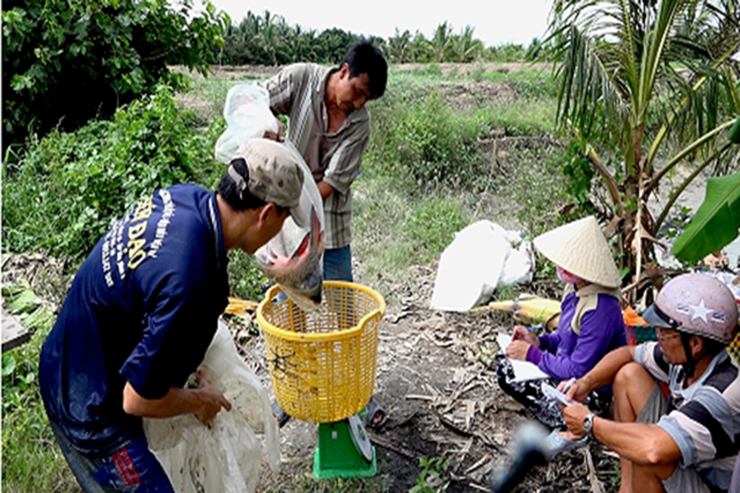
[215,83,279,164]
[430,220,535,312]
[254,142,326,311]
[499,238,535,287]
[213,83,326,309]
[144,321,279,493]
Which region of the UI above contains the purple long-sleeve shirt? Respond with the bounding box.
[526,290,626,383]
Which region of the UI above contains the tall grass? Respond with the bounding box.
[356,66,566,298]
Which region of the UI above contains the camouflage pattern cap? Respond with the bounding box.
[229,138,308,228]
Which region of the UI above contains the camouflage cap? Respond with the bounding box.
[229,139,308,228]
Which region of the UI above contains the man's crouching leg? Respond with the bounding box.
[632,461,712,493]
[49,420,174,492]
[613,362,660,493]
[631,462,675,493]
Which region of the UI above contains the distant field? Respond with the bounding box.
[170,62,556,80]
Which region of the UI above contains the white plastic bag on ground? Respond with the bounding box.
[144,321,279,493]
[430,220,534,312]
[499,238,535,287]
[215,83,279,164]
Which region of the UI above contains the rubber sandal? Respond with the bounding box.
[364,397,386,430]
[542,430,588,460]
[272,401,291,428]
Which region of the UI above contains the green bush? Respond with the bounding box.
[366,90,487,194]
[227,251,271,302]
[2,0,227,150]
[2,85,223,263]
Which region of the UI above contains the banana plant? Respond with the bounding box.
[673,116,740,262]
[672,171,740,262]
[547,0,740,300]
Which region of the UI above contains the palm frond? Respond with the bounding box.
[552,25,628,145]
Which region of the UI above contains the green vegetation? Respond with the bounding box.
[2,0,227,151]
[365,89,488,193]
[410,456,450,493]
[2,85,223,265]
[673,172,740,262]
[352,68,566,291]
[2,283,77,492]
[547,0,740,297]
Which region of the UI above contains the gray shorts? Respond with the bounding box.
[637,384,711,493]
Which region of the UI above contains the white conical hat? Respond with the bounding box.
[533,216,621,288]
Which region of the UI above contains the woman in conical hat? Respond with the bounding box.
[497,216,627,449]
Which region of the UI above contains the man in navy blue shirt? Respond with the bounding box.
[39,139,307,492]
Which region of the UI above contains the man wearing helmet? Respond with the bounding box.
[560,273,740,492]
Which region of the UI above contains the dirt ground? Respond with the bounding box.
[222,263,620,492]
[3,251,620,492]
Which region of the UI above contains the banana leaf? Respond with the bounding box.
[673,172,740,262]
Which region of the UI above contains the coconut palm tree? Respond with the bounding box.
[547,0,740,300]
[430,22,453,63]
[410,31,431,63]
[252,10,289,66]
[388,28,413,63]
[286,25,318,63]
[450,25,484,63]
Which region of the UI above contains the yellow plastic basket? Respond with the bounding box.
[256,281,386,423]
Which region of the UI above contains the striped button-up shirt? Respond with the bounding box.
[636,342,740,490]
[263,63,371,250]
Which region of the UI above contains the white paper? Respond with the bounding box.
[496,333,550,382]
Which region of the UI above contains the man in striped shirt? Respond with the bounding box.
[560,273,740,492]
[263,39,388,282]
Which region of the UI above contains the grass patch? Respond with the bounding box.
[353,178,472,299]
[2,283,77,492]
[473,99,556,136]
[364,90,488,194]
[481,70,557,99]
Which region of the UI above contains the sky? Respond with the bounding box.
[206,0,554,48]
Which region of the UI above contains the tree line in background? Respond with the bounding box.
[1,1,543,153]
[216,10,547,66]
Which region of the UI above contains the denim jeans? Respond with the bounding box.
[49,421,174,492]
[324,245,353,282]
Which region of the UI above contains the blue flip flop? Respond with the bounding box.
[543,430,588,460]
